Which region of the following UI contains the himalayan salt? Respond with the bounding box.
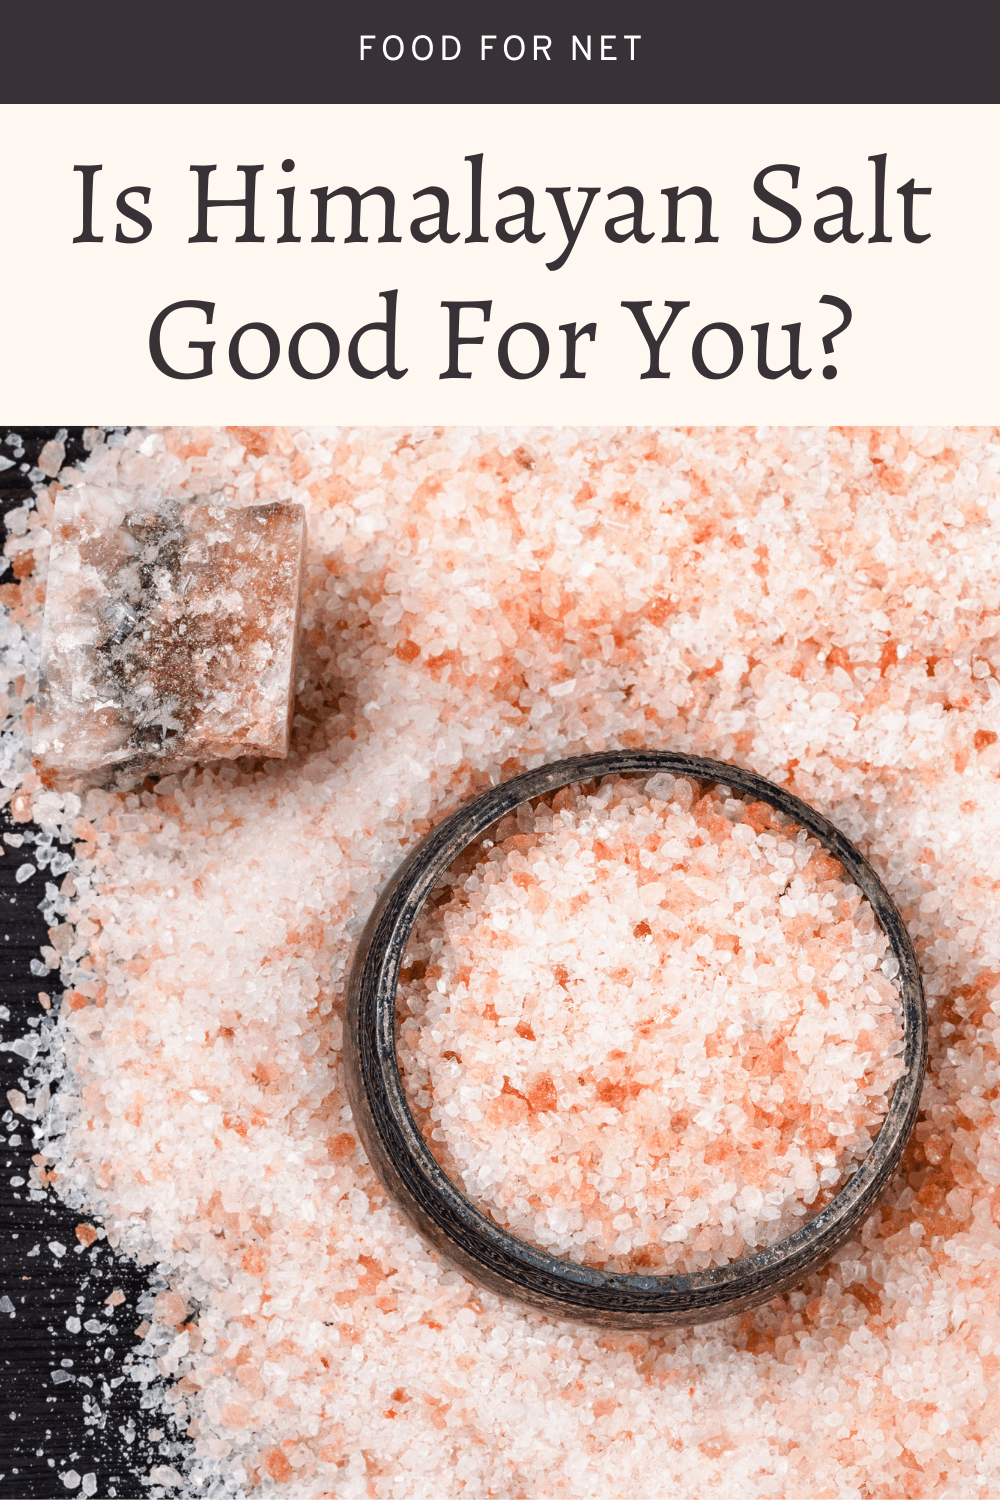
[399,775,905,1273]
[6,424,1000,1500]
[32,487,305,791]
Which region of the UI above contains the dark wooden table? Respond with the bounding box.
[0,430,172,1498]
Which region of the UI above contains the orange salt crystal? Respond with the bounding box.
[241,1246,267,1276]
[261,1446,293,1482]
[74,1223,98,1246]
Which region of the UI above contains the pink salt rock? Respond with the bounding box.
[32,487,305,790]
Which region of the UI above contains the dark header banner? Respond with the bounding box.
[5,0,997,104]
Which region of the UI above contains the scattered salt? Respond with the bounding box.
[4,423,999,1498]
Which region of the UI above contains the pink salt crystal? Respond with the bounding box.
[37,437,65,478]
[152,1289,187,1327]
[32,487,305,790]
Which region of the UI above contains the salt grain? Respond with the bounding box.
[37,439,66,479]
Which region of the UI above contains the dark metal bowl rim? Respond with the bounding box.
[344,751,927,1326]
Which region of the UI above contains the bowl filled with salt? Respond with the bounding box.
[346,750,927,1328]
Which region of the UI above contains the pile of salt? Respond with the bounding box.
[7,423,998,1500]
[399,775,905,1273]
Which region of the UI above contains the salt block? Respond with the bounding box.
[33,487,306,791]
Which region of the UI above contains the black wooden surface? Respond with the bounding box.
[0,430,168,1498]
